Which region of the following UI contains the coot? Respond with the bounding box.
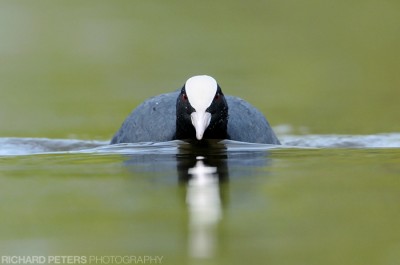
[111,75,280,144]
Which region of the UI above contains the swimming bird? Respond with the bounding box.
[111,75,280,144]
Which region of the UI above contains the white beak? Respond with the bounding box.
[190,111,211,140]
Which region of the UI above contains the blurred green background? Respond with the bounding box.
[1,0,399,139]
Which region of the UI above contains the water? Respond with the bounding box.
[1,135,400,265]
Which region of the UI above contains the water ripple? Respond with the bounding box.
[0,133,399,156]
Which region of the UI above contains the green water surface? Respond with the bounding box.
[1,148,400,265]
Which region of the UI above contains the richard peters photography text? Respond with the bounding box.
[1,256,164,264]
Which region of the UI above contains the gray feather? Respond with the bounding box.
[111,91,280,144]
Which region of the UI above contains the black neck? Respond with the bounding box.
[174,114,197,140]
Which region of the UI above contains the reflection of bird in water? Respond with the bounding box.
[186,156,221,259]
[177,140,229,183]
[121,140,272,259]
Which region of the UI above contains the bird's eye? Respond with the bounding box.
[182,93,188,101]
[214,93,220,100]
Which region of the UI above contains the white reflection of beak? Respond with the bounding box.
[187,157,221,258]
[190,111,211,140]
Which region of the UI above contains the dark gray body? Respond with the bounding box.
[111,91,280,144]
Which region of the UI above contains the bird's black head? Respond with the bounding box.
[175,75,229,141]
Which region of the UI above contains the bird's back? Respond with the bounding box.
[111,91,280,144]
[226,96,280,144]
[110,91,178,144]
